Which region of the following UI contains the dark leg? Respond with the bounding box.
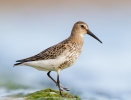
[47,71,57,84]
[57,73,63,96]
[47,71,69,91]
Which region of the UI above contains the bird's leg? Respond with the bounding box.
[47,71,69,91]
[57,72,63,96]
[47,71,57,84]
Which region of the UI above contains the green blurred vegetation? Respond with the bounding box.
[25,88,81,100]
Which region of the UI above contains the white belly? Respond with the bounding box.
[22,56,66,71]
[19,49,81,72]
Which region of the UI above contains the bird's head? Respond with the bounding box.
[72,21,102,43]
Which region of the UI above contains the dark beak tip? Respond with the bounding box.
[88,30,102,44]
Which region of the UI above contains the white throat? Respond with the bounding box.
[80,33,84,37]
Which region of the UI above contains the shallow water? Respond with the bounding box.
[1,87,131,100]
[0,88,35,100]
[0,76,131,100]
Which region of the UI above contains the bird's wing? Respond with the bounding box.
[14,41,68,66]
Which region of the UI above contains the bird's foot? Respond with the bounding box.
[60,85,69,91]
[56,84,69,91]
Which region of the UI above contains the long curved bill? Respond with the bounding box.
[88,30,102,43]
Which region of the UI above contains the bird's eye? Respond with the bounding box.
[81,25,84,28]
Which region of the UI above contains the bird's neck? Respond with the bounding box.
[69,32,84,46]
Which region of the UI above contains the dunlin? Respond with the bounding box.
[14,21,102,96]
